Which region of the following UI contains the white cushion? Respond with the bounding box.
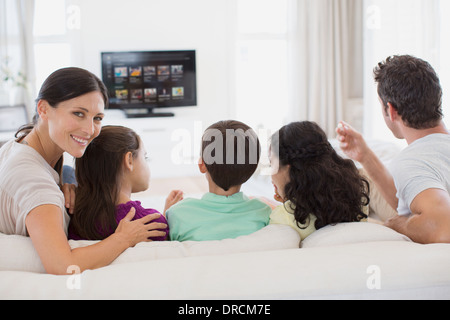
[301,222,411,248]
[0,233,46,273]
[0,224,300,273]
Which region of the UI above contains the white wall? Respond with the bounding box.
[439,0,450,123]
[76,0,234,125]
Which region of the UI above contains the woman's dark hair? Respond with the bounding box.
[15,67,108,174]
[374,55,443,129]
[201,120,261,191]
[271,121,370,230]
[69,126,141,240]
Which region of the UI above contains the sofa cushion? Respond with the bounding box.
[0,222,411,274]
[301,222,411,248]
[0,224,300,273]
[71,224,301,265]
[0,233,46,273]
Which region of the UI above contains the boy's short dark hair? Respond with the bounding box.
[374,55,443,129]
[202,120,261,191]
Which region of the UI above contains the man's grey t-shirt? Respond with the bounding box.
[390,134,450,216]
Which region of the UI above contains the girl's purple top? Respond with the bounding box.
[68,201,169,241]
[116,201,169,241]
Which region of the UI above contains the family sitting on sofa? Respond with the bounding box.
[0,54,449,275]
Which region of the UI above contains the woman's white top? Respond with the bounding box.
[0,140,69,236]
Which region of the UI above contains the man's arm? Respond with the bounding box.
[336,121,398,210]
[386,189,450,244]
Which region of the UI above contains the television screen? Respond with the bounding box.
[101,50,197,117]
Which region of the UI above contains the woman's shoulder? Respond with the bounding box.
[1,141,56,175]
[1,143,61,193]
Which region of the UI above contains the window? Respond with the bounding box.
[235,0,291,132]
[33,0,81,92]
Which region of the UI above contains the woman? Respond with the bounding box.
[0,67,167,275]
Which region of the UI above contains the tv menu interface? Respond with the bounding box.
[101,51,197,108]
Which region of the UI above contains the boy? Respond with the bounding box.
[167,120,271,241]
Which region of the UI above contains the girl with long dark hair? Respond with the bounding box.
[69,125,181,241]
[269,121,370,240]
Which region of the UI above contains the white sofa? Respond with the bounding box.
[2,140,450,300]
[1,222,450,300]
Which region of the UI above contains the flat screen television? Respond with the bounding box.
[101,50,197,118]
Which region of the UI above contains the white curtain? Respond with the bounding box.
[362,0,440,142]
[0,0,36,119]
[290,0,363,137]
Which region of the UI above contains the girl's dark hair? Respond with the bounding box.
[271,121,370,230]
[69,126,140,240]
[15,67,108,174]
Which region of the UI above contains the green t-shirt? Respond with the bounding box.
[167,192,271,241]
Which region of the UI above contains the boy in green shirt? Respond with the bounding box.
[167,120,271,241]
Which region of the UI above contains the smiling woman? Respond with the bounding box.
[0,67,168,275]
[17,68,108,164]
[38,92,105,159]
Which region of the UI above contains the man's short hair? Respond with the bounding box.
[374,55,443,129]
[202,120,261,191]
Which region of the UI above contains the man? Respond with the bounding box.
[336,55,450,244]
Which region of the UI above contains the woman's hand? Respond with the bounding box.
[115,208,168,247]
[61,183,76,214]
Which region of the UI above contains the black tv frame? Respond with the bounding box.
[101,50,197,118]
